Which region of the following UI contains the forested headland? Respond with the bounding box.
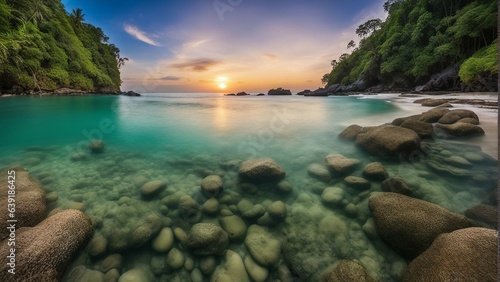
[323,0,497,93]
[0,0,126,94]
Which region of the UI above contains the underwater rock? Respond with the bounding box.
[267,201,287,220]
[344,176,371,190]
[245,225,281,266]
[338,124,363,141]
[0,210,93,281]
[178,195,201,222]
[321,187,345,207]
[239,158,286,182]
[426,158,471,178]
[320,260,374,282]
[400,120,434,139]
[45,191,59,203]
[219,215,247,242]
[244,255,269,282]
[418,107,450,123]
[89,140,104,153]
[211,250,250,282]
[166,248,185,272]
[369,192,473,258]
[465,204,498,228]
[70,152,88,161]
[88,233,108,258]
[174,227,188,244]
[66,266,105,282]
[100,254,123,273]
[444,156,472,167]
[324,154,360,175]
[362,162,388,181]
[202,198,220,215]
[0,166,46,240]
[307,163,332,182]
[403,228,498,282]
[152,227,174,253]
[131,214,162,248]
[201,175,224,198]
[435,122,485,137]
[140,180,166,198]
[185,223,229,256]
[276,179,293,193]
[355,125,421,158]
[381,178,413,196]
[200,256,218,276]
[118,266,150,282]
[437,109,479,124]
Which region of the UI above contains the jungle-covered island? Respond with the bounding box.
[322,0,497,94]
[0,0,125,95]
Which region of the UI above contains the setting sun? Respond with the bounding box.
[216,76,228,90]
[218,83,227,89]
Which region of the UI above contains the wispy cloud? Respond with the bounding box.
[262,54,278,60]
[124,24,160,46]
[171,58,221,72]
[159,76,183,81]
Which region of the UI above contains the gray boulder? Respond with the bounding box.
[0,210,93,281]
[0,166,46,240]
[355,125,421,158]
[403,228,498,282]
[414,65,459,92]
[369,192,473,258]
[239,158,285,182]
[185,223,229,256]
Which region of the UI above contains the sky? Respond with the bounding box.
[62,0,387,93]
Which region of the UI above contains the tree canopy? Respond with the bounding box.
[0,0,124,93]
[325,0,497,91]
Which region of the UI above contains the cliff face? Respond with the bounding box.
[325,0,497,93]
[0,0,124,94]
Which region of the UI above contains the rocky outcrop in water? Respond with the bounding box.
[369,192,473,259]
[0,166,46,241]
[268,88,292,95]
[403,228,498,282]
[0,210,93,281]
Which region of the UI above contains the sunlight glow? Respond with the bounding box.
[218,83,227,89]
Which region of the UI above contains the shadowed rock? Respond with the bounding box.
[369,192,473,258]
[437,109,479,124]
[0,166,46,241]
[0,210,93,281]
[435,122,485,137]
[403,228,498,282]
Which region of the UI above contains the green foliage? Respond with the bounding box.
[0,0,123,92]
[459,40,498,84]
[326,0,497,89]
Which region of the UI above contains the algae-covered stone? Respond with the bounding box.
[185,223,229,256]
[307,163,332,182]
[141,180,166,197]
[211,250,250,282]
[152,227,174,253]
[344,176,371,190]
[201,175,223,198]
[244,225,281,266]
[239,158,286,182]
[244,255,269,282]
[219,215,247,242]
[321,187,345,207]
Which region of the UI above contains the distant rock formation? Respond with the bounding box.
[268,88,292,95]
[122,91,141,96]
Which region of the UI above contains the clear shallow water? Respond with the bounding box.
[0,93,497,281]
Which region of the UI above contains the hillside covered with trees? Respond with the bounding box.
[324,0,497,93]
[0,0,126,94]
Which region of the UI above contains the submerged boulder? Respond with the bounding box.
[239,158,285,182]
[245,225,281,266]
[324,154,360,175]
[0,210,93,281]
[201,175,223,198]
[338,125,363,141]
[355,125,421,158]
[185,223,229,256]
[89,140,104,153]
[369,192,473,258]
[0,166,46,241]
[362,162,388,181]
[320,260,374,282]
[403,228,498,282]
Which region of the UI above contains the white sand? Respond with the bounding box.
[355,93,498,159]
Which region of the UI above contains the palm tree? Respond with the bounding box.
[71,8,85,27]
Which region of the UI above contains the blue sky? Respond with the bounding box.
[63,0,386,93]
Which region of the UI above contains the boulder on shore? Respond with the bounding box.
[0,166,46,241]
[437,109,479,124]
[0,210,93,281]
[369,192,473,258]
[355,125,421,158]
[403,228,498,282]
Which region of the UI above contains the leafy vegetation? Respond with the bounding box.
[325,0,497,91]
[0,0,125,93]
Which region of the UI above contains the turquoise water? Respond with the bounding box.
[0,93,496,281]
